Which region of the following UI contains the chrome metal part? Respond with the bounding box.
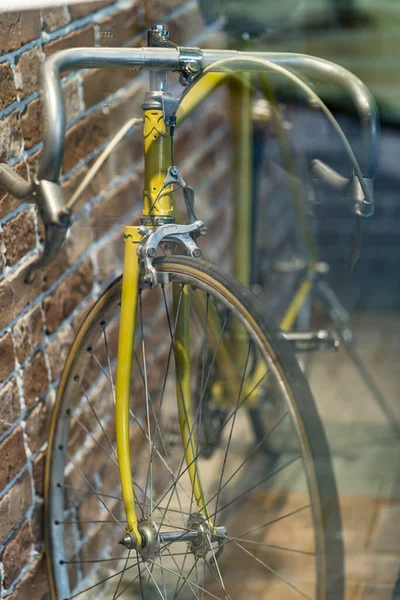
[38,47,180,181]
[24,180,71,283]
[178,47,203,84]
[119,518,160,561]
[164,165,186,188]
[0,40,379,279]
[310,159,374,216]
[316,280,354,346]
[162,94,179,126]
[200,50,379,179]
[138,221,204,287]
[164,166,197,222]
[186,513,226,559]
[140,215,175,226]
[119,515,226,562]
[148,24,172,48]
[283,329,340,352]
[36,46,378,187]
[0,164,32,199]
[138,518,160,561]
[273,256,308,274]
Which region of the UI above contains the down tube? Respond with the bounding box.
[115,226,142,542]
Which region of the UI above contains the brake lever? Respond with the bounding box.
[0,163,71,283]
[24,180,71,283]
[310,159,374,217]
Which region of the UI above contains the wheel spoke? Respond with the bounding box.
[140,291,155,517]
[49,265,339,600]
[209,455,301,522]
[201,409,290,515]
[228,537,312,600]
[64,449,125,533]
[205,536,231,600]
[81,384,119,462]
[236,503,312,540]
[66,557,140,599]
[151,369,269,518]
[70,413,118,468]
[102,323,117,405]
[148,559,221,600]
[220,534,315,555]
[112,548,132,600]
[213,342,252,520]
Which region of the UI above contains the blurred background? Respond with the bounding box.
[200,1,400,598]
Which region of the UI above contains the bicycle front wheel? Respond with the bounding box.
[45,256,344,600]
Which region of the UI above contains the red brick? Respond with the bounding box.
[30,499,44,552]
[63,108,108,173]
[6,553,47,599]
[0,161,27,219]
[23,351,49,408]
[0,109,22,162]
[44,24,94,56]
[0,12,40,56]
[71,297,95,332]
[96,229,124,282]
[91,177,141,238]
[26,147,41,182]
[0,261,43,330]
[21,98,43,150]
[41,246,70,292]
[0,377,20,436]
[46,324,74,381]
[143,0,187,27]
[12,305,44,364]
[15,46,42,100]
[0,471,32,545]
[2,208,36,266]
[20,12,41,45]
[70,0,114,20]
[41,7,70,32]
[167,4,206,45]
[0,62,17,110]
[32,450,46,497]
[1,519,33,589]
[98,5,143,46]
[43,258,93,334]
[0,13,21,55]
[0,426,27,491]
[0,332,15,383]
[62,166,99,212]
[82,67,136,108]
[66,211,92,264]
[63,76,81,124]
[25,393,52,453]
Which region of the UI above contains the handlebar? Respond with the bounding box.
[0,45,380,278]
[36,47,379,181]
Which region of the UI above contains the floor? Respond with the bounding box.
[307,310,400,600]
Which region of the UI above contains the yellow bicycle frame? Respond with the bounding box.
[115,73,314,537]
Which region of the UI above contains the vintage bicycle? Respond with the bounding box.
[0,25,380,600]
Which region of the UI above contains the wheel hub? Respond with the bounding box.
[119,513,226,562]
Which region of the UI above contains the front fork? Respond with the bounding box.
[115,226,143,542]
[115,225,211,538]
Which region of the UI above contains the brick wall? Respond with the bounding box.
[0,2,232,597]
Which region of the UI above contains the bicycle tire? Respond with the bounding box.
[45,255,344,600]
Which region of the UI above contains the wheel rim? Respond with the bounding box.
[46,258,341,600]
